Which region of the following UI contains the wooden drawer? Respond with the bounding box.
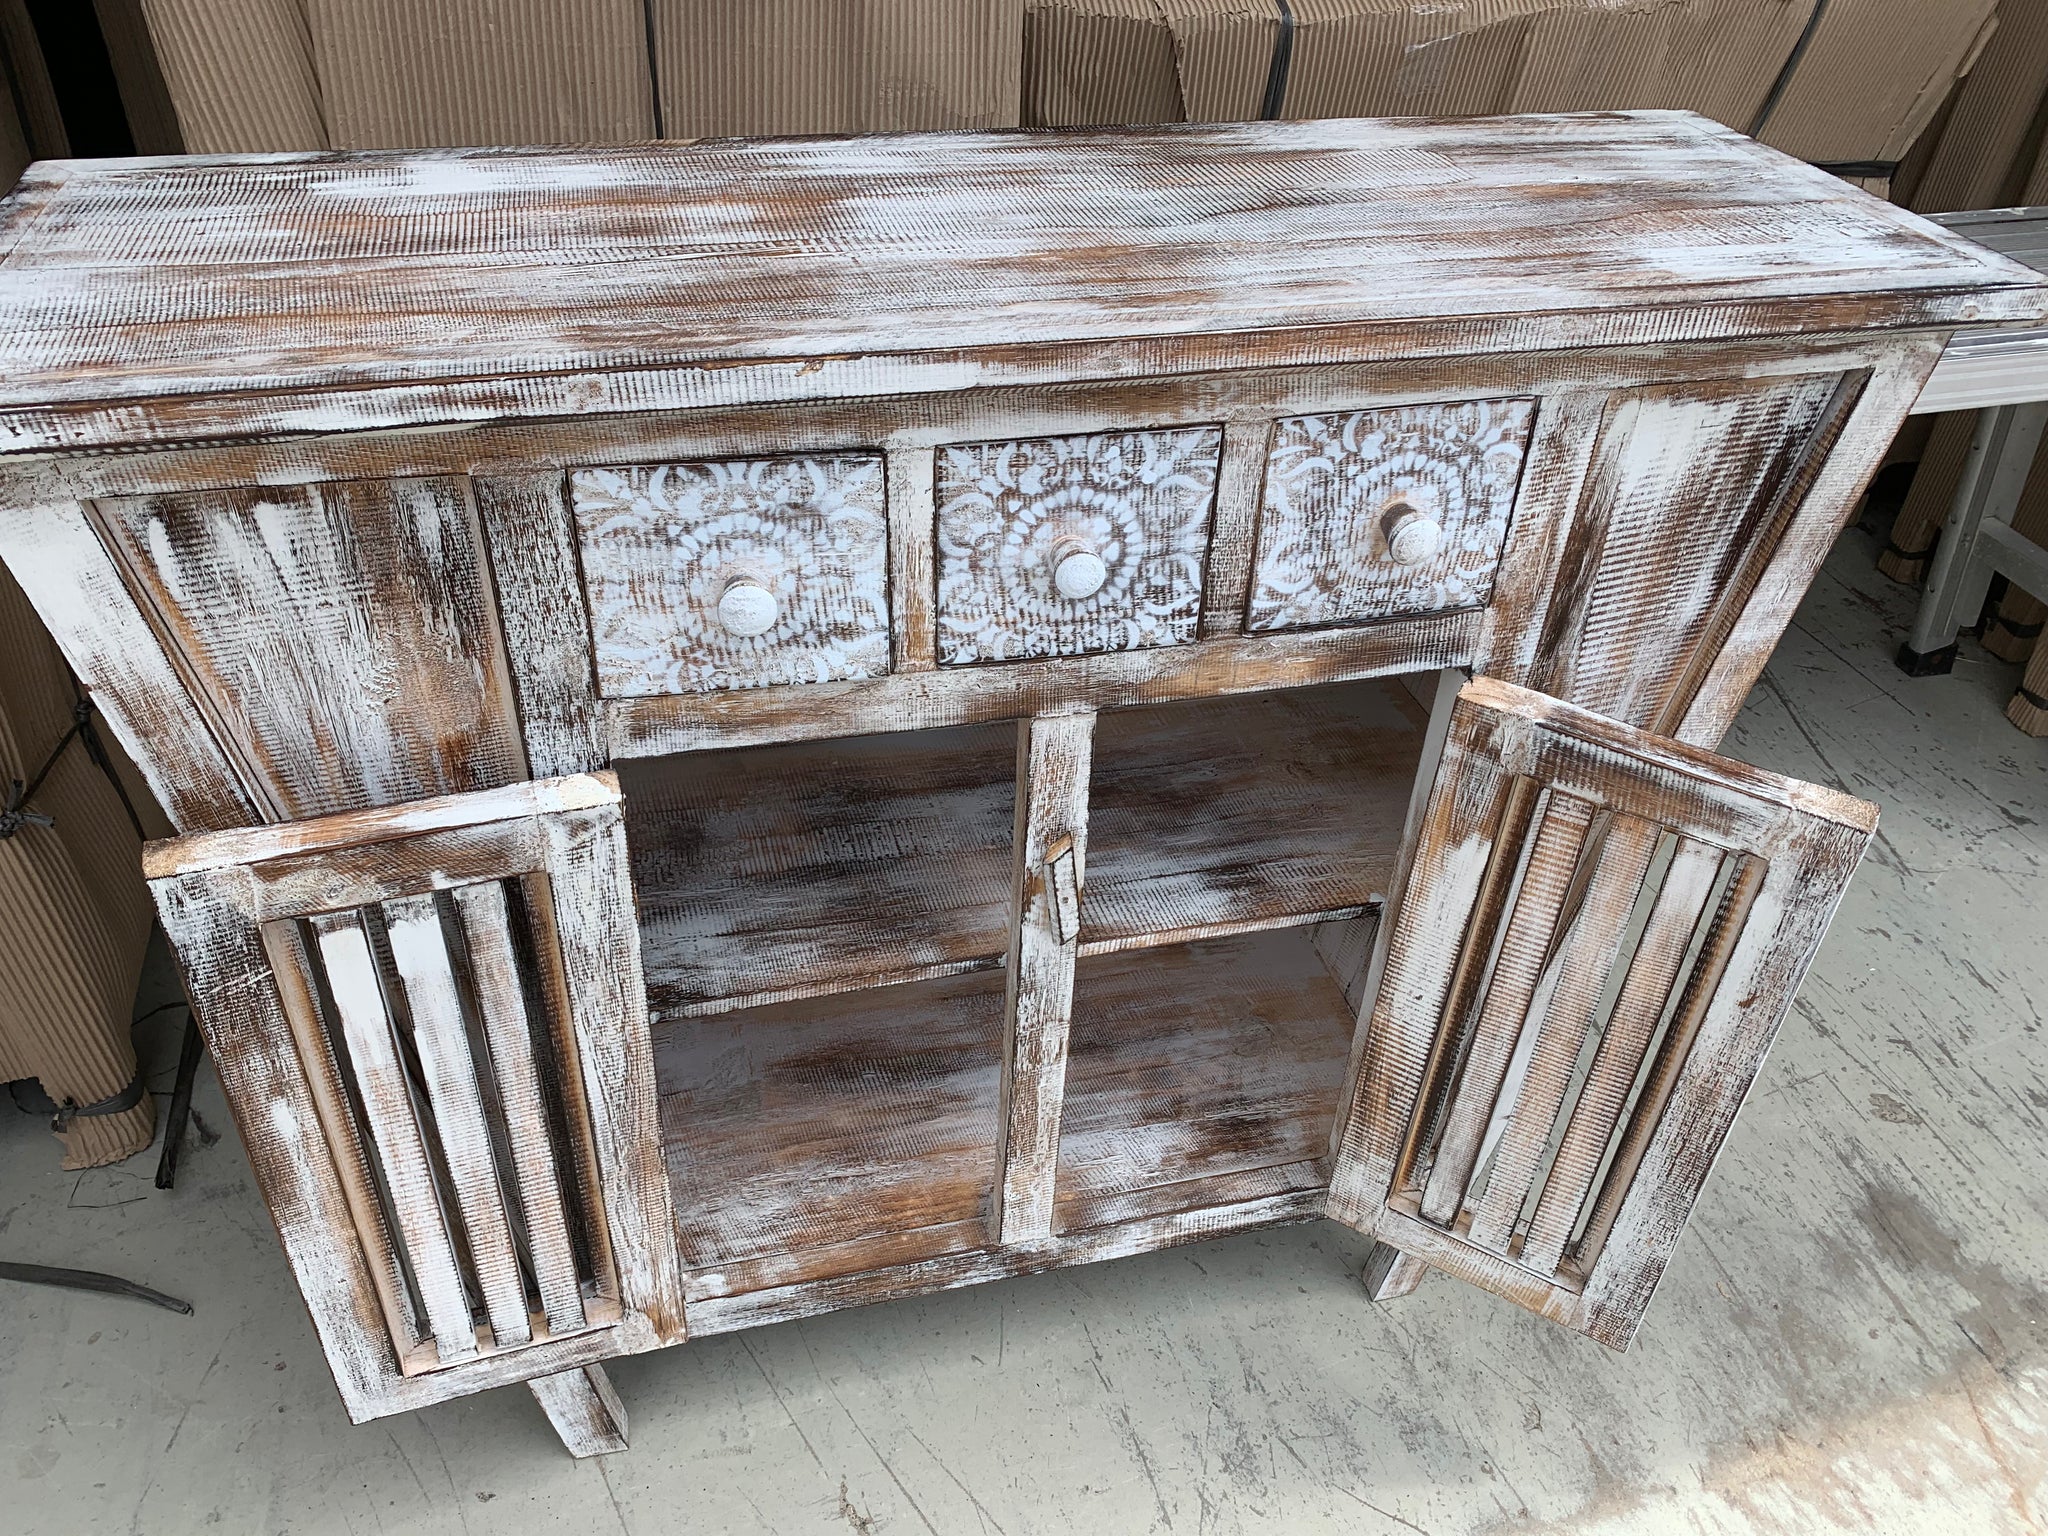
[934,426,1223,665]
[1244,398,1536,633]
[570,456,891,697]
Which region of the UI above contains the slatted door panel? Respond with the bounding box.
[147,773,684,1421]
[1326,677,1876,1348]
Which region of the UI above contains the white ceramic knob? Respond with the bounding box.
[1052,548,1108,601]
[1381,503,1443,567]
[716,579,779,638]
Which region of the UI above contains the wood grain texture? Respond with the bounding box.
[527,1363,628,1458]
[934,427,1221,664]
[995,711,1095,1244]
[451,881,586,1336]
[473,473,604,779]
[616,724,1017,1018]
[608,607,1481,758]
[655,968,1005,1276]
[1056,926,1358,1227]
[307,909,478,1365]
[0,116,2039,452]
[1532,374,1841,731]
[94,476,526,818]
[569,456,890,696]
[380,893,530,1349]
[1325,677,1877,1347]
[0,501,260,832]
[148,774,683,1425]
[1083,679,1424,947]
[1246,397,1536,631]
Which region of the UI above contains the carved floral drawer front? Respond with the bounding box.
[1244,398,1537,633]
[569,455,891,697]
[934,426,1223,665]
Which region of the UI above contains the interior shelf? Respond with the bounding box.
[618,721,1018,1019]
[653,919,1372,1289]
[1081,679,1427,953]
[1054,922,1369,1231]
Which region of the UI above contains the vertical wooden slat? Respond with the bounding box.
[382,893,531,1348]
[258,919,422,1365]
[887,443,937,672]
[993,708,1095,1245]
[1418,791,1596,1225]
[309,910,477,1363]
[1569,855,1765,1275]
[452,879,588,1336]
[1197,416,1271,638]
[534,811,688,1344]
[1464,817,1661,1254]
[473,472,605,779]
[1325,706,1520,1229]
[1517,836,1724,1277]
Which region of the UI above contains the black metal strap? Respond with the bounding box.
[0,692,146,843]
[2021,682,2048,711]
[1990,615,2046,641]
[1260,0,1296,121]
[8,1063,149,1131]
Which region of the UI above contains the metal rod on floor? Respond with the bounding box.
[0,1261,192,1314]
[153,1010,205,1191]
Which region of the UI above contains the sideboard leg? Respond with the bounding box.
[1362,1243,1427,1303]
[529,1363,629,1457]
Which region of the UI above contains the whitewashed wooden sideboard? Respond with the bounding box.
[0,114,2040,1457]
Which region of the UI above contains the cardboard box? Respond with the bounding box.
[1025,0,1814,129]
[1024,0,1999,176]
[1902,1,2048,213]
[140,0,1024,152]
[0,562,170,1169]
[138,0,325,153]
[652,0,1024,136]
[1755,0,1998,169]
[305,0,655,149]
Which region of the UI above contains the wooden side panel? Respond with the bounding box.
[567,456,891,697]
[1531,374,1843,732]
[934,427,1222,665]
[1327,677,1876,1348]
[95,476,526,818]
[994,710,1095,1245]
[0,501,259,832]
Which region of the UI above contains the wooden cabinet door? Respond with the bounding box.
[1325,676,1876,1348]
[146,773,685,1422]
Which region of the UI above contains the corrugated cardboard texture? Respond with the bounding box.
[1906,1,2048,213]
[95,0,184,153]
[306,0,654,149]
[138,0,325,153]
[0,563,160,1169]
[654,0,1024,136]
[1756,0,1999,165]
[1024,0,1810,132]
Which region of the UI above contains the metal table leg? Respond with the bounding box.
[1899,401,2048,674]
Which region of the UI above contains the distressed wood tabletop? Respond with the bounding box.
[0,112,2043,451]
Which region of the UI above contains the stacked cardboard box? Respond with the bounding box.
[1022,0,1995,191]
[138,0,1026,152]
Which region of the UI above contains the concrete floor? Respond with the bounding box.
[3,525,2045,1535]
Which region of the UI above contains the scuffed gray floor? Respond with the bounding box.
[3,527,2044,1535]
